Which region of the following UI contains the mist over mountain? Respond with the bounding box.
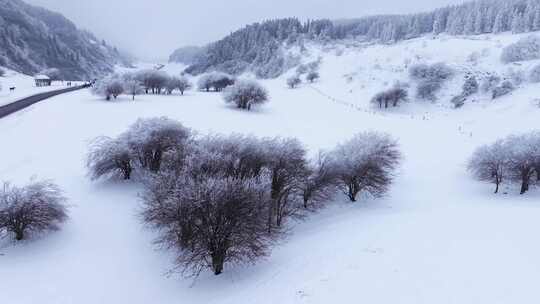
[0,0,129,80]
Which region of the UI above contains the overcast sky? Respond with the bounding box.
[25,0,466,61]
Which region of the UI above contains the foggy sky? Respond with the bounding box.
[25,0,466,61]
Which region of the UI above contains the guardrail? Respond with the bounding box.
[0,85,88,119]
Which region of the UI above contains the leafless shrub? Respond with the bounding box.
[222,80,269,110]
[330,132,401,202]
[0,180,68,241]
[87,136,133,180]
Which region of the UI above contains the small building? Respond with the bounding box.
[34,75,51,87]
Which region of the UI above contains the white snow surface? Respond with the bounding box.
[1,33,540,304]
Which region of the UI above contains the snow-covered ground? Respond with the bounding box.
[1,33,540,304]
[0,68,82,107]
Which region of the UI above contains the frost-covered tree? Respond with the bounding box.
[416,81,442,101]
[300,152,338,210]
[264,137,309,229]
[468,140,509,193]
[39,68,61,81]
[0,180,68,241]
[122,117,192,173]
[176,76,192,95]
[306,71,320,83]
[462,75,479,96]
[492,80,515,99]
[197,72,234,92]
[529,63,540,82]
[123,79,143,100]
[330,132,401,202]
[501,35,540,63]
[469,132,540,194]
[505,132,540,194]
[87,136,133,180]
[371,86,408,108]
[222,80,269,110]
[287,76,302,89]
[409,63,453,101]
[91,76,124,100]
[136,70,170,94]
[480,73,501,93]
[141,174,275,276]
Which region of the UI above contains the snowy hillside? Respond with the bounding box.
[1,32,540,304]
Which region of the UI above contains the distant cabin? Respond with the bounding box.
[34,75,51,87]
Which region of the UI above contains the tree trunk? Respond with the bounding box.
[15,229,24,241]
[212,254,224,275]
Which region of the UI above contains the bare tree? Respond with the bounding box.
[306,71,320,83]
[177,76,192,95]
[331,132,401,202]
[287,76,301,89]
[506,133,540,194]
[0,180,68,241]
[87,136,133,180]
[141,172,275,276]
[223,80,269,110]
[468,140,509,193]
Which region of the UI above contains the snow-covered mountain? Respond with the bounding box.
[0,0,129,80]
[181,0,540,78]
[2,28,540,304]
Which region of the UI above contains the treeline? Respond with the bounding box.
[184,0,540,78]
[86,117,401,276]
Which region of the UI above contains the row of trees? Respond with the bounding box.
[0,180,68,241]
[468,131,540,194]
[92,70,192,101]
[87,118,401,276]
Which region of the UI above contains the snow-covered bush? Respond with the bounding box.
[300,152,338,210]
[39,68,61,81]
[480,74,501,93]
[409,62,454,82]
[91,76,124,101]
[330,132,401,202]
[371,86,408,108]
[123,79,143,100]
[123,117,192,173]
[222,80,269,110]
[287,76,301,89]
[197,72,234,92]
[264,137,309,229]
[306,71,320,83]
[505,133,540,194]
[529,64,540,83]
[409,63,453,101]
[416,81,442,101]
[462,75,479,96]
[141,173,274,276]
[468,132,540,194]
[450,95,467,108]
[165,76,192,95]
[468,140,509,193]
[87,136,133,180]
[0,180,68,241]
[135,70,170,94]
[0,68,5,77]
[492,80,515,99]
[501,35,540,63]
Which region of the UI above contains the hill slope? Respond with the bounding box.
[1,32,540,304]
[0,0,128,80]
